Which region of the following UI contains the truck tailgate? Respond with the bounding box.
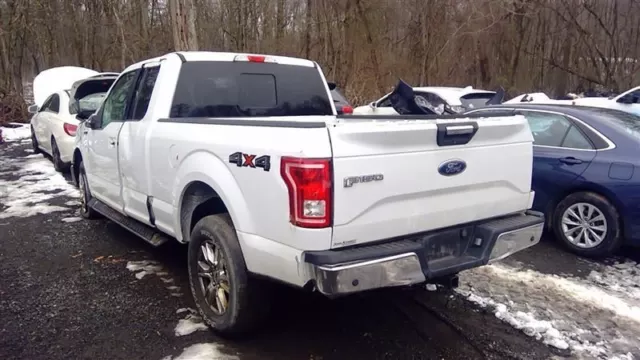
[328,114,534,248]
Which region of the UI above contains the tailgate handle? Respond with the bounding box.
[437,122,478,146]
[446,125,475,135]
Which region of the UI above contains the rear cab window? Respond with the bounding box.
[170,62,333,118]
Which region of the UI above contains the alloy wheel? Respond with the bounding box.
[197,240,231,315]
[561,202,607,248]
[79,172,89,213]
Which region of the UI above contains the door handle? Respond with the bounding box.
[559,157,583,165]
[108,137,116,147]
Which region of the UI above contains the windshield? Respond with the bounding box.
[460,92,496,110]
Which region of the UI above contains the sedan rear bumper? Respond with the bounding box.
[303,211,544,296]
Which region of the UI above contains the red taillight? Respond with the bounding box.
[280,157,332,228]
[341,105,353,115]
[63,123,78,136]
[233,54,277,63]
[247,55,266,63]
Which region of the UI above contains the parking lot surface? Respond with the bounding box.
[1,140,638,360]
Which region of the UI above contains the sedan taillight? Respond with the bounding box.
[63,123,78,136]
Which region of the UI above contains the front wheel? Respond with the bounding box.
[78,161,99,219]
[31,127,41,154]
[552,192,622,258]
[188,214,271,336]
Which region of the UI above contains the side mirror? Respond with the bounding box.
[86,114,100,129]
[28,104,39,114]
[327,82,337,91]
[369,101,376,109]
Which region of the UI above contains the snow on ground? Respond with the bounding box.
[0,153,79,219]
[61,216,82,223]
[1,123,31,142]
[126,260,166,280]
[458,262,640,359]
[175,311,208,337]
[162,343,238,360]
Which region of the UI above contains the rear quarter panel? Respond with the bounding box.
[147,119,335,251]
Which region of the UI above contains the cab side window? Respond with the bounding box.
[101,71,138,128]
[130,66,160,120]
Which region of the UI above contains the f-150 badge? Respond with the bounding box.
[343,174,384,188]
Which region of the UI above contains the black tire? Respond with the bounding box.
[31,126,41,154]
[188,214,271,336]
[78,161,100,219]
[51,137,68,172]
[552,191,622,258]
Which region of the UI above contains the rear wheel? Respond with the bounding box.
[51,137,68,172]
[31,127,41,154]
[188,214,271,336]
[552,192,622,258]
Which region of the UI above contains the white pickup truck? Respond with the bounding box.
[72,51,544,335]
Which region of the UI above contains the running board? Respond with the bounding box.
[88,198,170,247]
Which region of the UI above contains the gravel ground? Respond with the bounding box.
[0,140,615,360]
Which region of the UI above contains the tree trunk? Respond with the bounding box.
[169,0,199,51]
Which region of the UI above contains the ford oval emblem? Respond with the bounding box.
[438,159,467,176]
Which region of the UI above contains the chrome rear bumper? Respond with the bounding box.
[304,212,544,296]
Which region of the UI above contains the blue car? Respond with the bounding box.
[467,104,640,258]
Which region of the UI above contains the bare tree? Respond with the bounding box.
[169,0,198,51]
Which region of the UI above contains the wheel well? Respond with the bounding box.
[180,181,229,242]
[547,186,624,234]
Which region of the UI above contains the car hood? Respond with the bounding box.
[33,66,98,107]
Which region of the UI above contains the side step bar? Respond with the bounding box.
[88,198,170,247]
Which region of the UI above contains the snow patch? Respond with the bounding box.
[461,290,570,350]
[174,313,208,336]
[126,260,164,276]
[167,343,238,360]
[459,263,640,359]
[0,124,31,141]
[0,156,79,219]
[587,260,640,301]
[425,284,438,291]
[61,217,82,223]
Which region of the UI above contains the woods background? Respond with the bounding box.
[1,0,639,123]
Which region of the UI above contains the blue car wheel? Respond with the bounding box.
[553,192,623,258]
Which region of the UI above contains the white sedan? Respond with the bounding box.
[29,67,118,171]
[353,86,497,115]
[504,86,640,117]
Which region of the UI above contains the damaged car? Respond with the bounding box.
[28,67,118,171]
